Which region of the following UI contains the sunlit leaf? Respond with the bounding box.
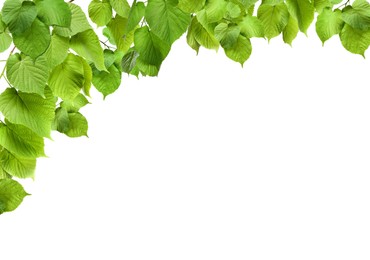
[70,29,106,71]
[35,0,71,27]
[6,54,48,96]
[316,8,344,44]
[0,121,45,158]
[88,0,112,27]
[0,87,55,138]
[145,0,191,44]
[257,2,289,40]
[0,149,36,179]
[0,179,29,214]
[49,53,85,100]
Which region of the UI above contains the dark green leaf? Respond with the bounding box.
[342,0,370,30]
[214,23,241,49]
[2,0,37,35]
[122,50,139,73]
[134,26,171,76]
[13,18,51,59]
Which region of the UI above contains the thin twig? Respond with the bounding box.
[100,40,114,50]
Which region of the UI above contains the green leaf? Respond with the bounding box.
[214,23,241,49]
[204,0,228,23]
[226,2,242,19]
[92,63,122,98]
[70,29,106,71]
[125,1,145,34]
[103,49,118,68]
[339,23,370,57]
[88,0,112,27]
[109,0,130,18]
[65,112,88,138]
[145,0,191,44]
[0,87,55,138]
[49,53,85,101]
[342,0,370,30]
[239,15,265,38]
[188,16,219,50]
[52,107,70,133]
[257,3,289,40]
[54,3,92,37]
[316,8,343,44]
[283,15,299,45]
[6,54,49,96]
[0,32,12,53]
[80,57,93,97]
[43,33,69,69]
[1,0,37,35]
[0,167,12,180]
[35,0,72,27]
[0,14,6,32]
[0,179,29,214]
[121,50,139,73]
[0,121,45,158]
[0,149,36,179]
[178,0,206,13]
[186,17,201,53]
[313,0,333,13]
[286,0,315,34]
[60,94,89,113]
[224,35,252,65]
[13,18,51,59]
[106,15,135,54]
[242,0,259,9]
[134,26,171,76]
[53,107,88,137]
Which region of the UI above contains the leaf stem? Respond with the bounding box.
[100,40,115,50]
[337,0,351,8]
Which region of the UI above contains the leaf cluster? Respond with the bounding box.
[0,0,369,214]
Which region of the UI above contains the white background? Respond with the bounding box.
[1,1,370,260]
